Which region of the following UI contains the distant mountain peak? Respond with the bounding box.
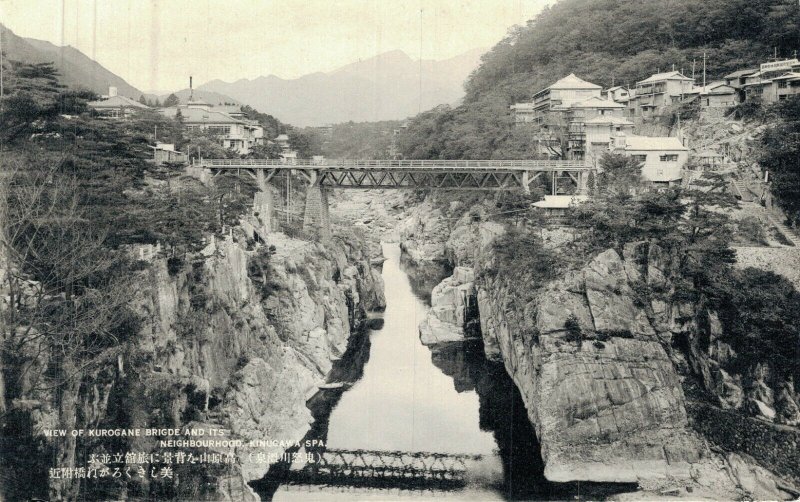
[197,47,486,126]
[1,23,142,99]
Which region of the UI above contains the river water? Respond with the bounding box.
[253,243,631,501]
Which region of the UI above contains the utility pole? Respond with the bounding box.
[702,52,707,88]
[692,59,696,80]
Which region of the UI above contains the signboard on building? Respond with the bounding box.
[760,59,799,72]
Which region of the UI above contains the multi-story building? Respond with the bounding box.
[160,99,264,155]
[612,135,688,185]
[511,75,622,159]
[525,73,603,123]
[772,72,800,102]
[88,87,150,119]
[724,68,758,89]
[742,59,800,104]
[583,116,635,166]
[565,96,627,159]
[682,81,740,108]
[628,71,695,116]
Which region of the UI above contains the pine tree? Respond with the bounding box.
[163,93,179,107]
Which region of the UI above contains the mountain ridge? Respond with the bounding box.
[197,48,486,126]
[0,23,143,99]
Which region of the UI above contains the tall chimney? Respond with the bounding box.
[189,76,193,100]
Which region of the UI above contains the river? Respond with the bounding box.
[252,243,631,501]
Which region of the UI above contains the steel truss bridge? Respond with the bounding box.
[276,448,483,490]
[192,158,592,193]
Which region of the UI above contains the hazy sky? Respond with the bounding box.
[0,0,550,92]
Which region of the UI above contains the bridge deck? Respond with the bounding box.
[193,158,589,171]
[280,449,482,490]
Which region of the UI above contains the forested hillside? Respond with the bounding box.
[398,0,800,160]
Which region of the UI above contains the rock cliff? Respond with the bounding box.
[398,194,799,496]
[133,231,385,495]
[13,226,385,500]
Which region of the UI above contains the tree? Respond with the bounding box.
[138,94,148,105]
[246,142,284,159]
[163,93,179,108]
[287,130,319,158]
[597,153,646,196]
[760,95,800,224]
[2,153,139,500]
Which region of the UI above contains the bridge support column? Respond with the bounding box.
[302,184,331,241]
[522,171,531,194]
[577,170,589,195]
[253,170,275,234]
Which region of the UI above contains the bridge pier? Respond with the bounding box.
[252,170,276,234]
[302,184,331,241]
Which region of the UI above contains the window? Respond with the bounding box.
[778,81,788,89]
[206,126,231,136]
[660,154,678,162]
[631,154,647,163]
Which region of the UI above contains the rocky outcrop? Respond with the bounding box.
[398,194,798,494]
[143,234,385,490]
[479,248,704,484]
[419,267,477,345]
[54,228,387,499]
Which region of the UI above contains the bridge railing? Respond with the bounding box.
[193,158,589,170]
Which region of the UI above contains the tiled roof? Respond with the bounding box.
[160,106,243,124]
[536,73,602,94]
[624,136,687,151]
[637,71,693,84]
[724,68,758,79]
[88,95,150,109]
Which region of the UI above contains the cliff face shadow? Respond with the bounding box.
[428,336,638,499]
[250,327,373,500]
[399,254,452,305]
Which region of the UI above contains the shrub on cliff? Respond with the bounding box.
[482,225,559,304]
[707,267,800,388]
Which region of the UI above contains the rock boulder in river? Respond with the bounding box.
[419,267,477,345]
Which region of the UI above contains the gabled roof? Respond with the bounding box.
[160,106,243,124]
[88,95,149,109]
[624,136,687,151]
[724,68,758,79]
[701,83,737,95]
[570,96,625,109]
[535,73,601,95]
[637,71,694,85]
[606,85,628,92]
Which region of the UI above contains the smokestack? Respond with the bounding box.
[189,76,193,100]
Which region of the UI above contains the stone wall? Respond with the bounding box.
[688,401,800,484]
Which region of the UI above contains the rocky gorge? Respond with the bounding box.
[5,206,386,500]
[396,194,800,499]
